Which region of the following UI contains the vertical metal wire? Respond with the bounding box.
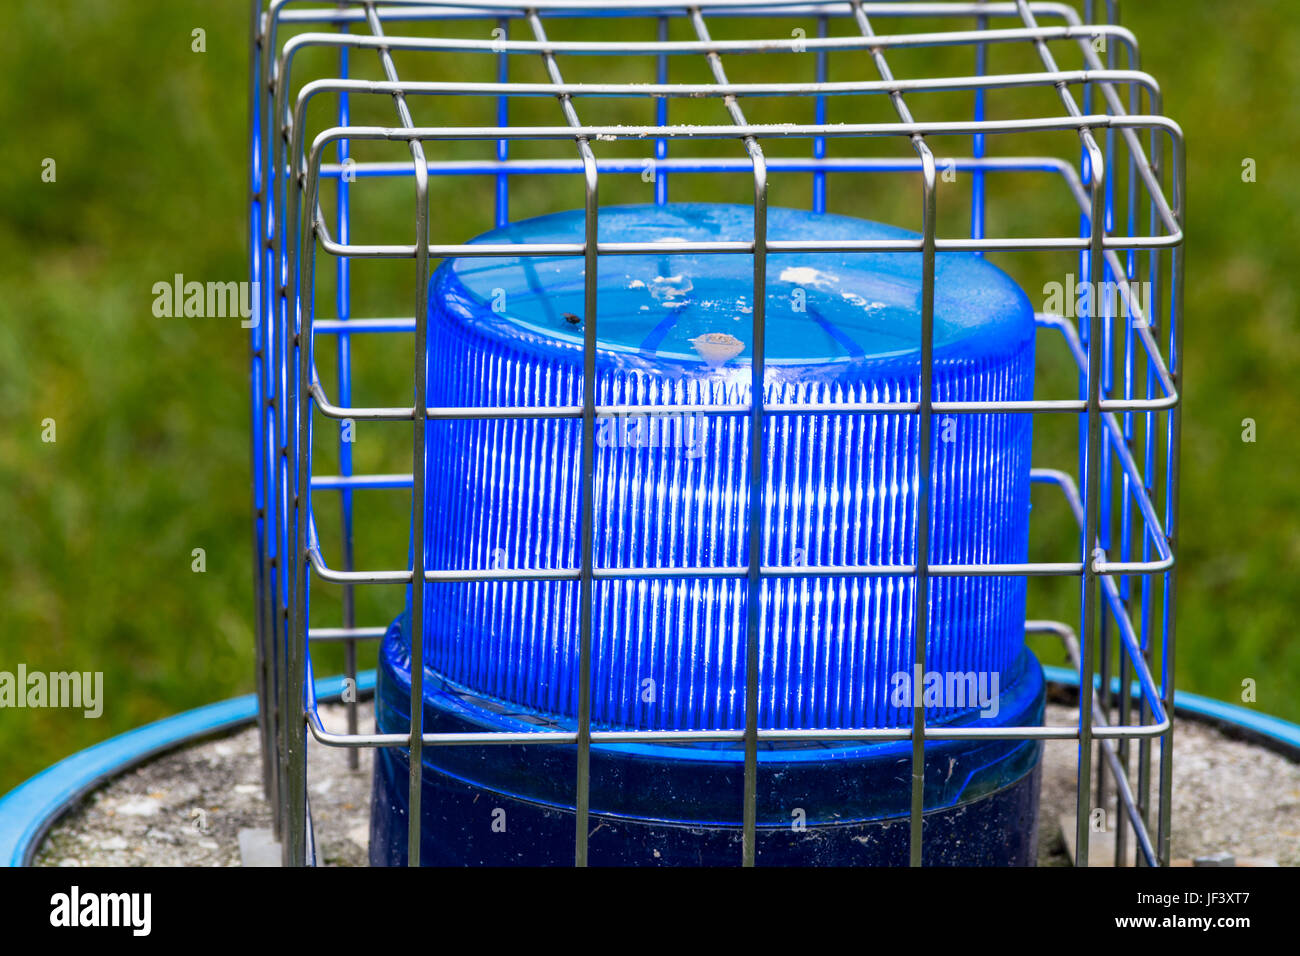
[574,152,599,866]
[280,2,313,859]
[264,4,292,843]
[1076,136,1107,867]
[849,0,937,867]
[1013,0,1109,867]
[247,0,269,803]
[742,154,768,867]
[407,151,431,868]
[287,106,316,871]
[1108,0,1135,867]
[1157,128,1186,869]
[686,5,769,867]
[496,16,510,227]
[812,15,827,214]
[256,0,286,835]
[1092,5,1120,835]
[1137,48,1164,862]
[521,9,600,867]
[910,158,937,868]
[1081,0,1113,842]
[655,15,669,207]
[335,24,360,773]
[971,1,986,249]
[1136,32,1161,864]
[355,1,433,867]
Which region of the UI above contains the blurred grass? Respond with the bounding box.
[1,0,1298,794]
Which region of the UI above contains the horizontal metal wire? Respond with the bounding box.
[307,314,1177,419]
[297,117,1182,239]
[316,155,1072,179]
[302,463,1169,587]
[309,380,1175,420]
[309,473,413,490]
[306,717,1169,747]
[278,23,1133,58]
[308,625,389,641]
[317,228,1177,256]
[302,617,1169,748]
[292,69,1158,102]
[278,22,1127,59]
[273,1,1119,21]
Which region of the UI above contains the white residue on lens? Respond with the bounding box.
[779,266,838,289]
[690,332,745,367]
[650,274,694,309]
[841,292,888,313]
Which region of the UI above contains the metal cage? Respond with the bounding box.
[247,0,1184,866]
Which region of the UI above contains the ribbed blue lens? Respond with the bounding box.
[417,203,1036,734]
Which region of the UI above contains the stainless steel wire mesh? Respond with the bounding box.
[247,0,1184,867]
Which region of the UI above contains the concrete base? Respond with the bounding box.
[27,700,1300,866]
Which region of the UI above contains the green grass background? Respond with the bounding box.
[1,1,1297,794]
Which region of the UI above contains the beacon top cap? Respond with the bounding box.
[437,203,1035,370]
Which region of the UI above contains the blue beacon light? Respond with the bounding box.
[372,203,1045,865]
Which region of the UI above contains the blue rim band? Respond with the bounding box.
[1041,664,1300,758]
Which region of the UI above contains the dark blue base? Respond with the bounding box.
[369,618,1045,866]
[371,744,1042,866]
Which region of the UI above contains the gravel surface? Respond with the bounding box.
[1038,703,1300,866]
[35,700,1300,866]
[36,702,373,868]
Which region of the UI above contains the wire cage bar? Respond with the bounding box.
[248,0,1184,866]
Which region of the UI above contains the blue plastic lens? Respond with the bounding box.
[417,203,1036,733]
